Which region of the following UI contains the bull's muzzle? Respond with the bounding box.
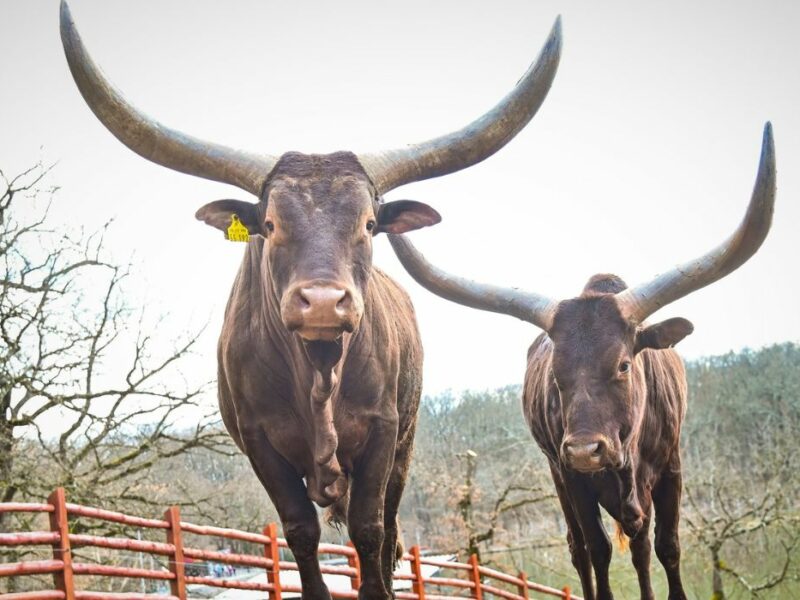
[282,282,362,341]
[561,434,620,472]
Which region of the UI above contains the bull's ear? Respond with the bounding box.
[195,199,261,235]
[635,317,694,353]
[375,200,441,234]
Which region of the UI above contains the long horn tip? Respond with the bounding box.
[60,0,79,50]
[758,121,776,188]
[60,0,72,31]
[761,121,774,161]
[546,16,564,56]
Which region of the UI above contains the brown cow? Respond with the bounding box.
[390,125,776,600]
[59,3,562,598]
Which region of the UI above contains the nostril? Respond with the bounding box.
[592,439,609,457]
[297,290,312,309]
[336,292,350,309]
[587,442,601,456]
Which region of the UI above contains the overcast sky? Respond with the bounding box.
[2,1,799,397]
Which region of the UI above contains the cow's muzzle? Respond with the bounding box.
[281,281,363,341]
[561,434,621,472]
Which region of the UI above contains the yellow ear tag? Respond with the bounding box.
[226,214,250,242]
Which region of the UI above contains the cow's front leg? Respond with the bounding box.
[550,465,594,600]
[628,479,654,600]
[348,416,399,600]
[629,514,654,600]
[653,463,687,600]
[566,472,614,600]
[241,428,331,600]
[379,421,416,596]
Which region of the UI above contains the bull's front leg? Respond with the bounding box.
[653,461,687,600]
[628,475,655,600]
[240,427,332,600]
[348,414,399,600]
[565,472,614,600]
[379,421,416,595]
[629,514,654,600]
[549,465,595,600]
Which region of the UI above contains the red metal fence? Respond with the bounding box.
[0,488,577,600]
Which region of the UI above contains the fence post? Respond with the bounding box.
[346,540,361,591]
[516,570,530,599]
[47,488,75,600]
[562,585,571,600]
[164,506,187,600]
[265,522,282,600]
[468,553,483,600]
[410,545,425,600]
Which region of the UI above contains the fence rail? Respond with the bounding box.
[0,488,578,600]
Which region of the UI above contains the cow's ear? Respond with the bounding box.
[635,317,694,353]
[195,200,261,235]
[375,200,441,234]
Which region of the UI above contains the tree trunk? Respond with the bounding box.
[711,548,725,600]
[0,390,16,533]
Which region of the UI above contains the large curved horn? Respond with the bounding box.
[60,0,276,196]
[616,122,777,323]
[359,17,562,194]
[389,233,557,330]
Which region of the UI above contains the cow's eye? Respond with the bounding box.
[366,219,376,232]
[619,361,631,374]
[265,220,275,233]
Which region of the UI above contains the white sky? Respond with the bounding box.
[2,1,799,396]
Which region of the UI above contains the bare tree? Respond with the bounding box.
[685,473,799,599]
[0,163,232,531]
[454,449,556,562]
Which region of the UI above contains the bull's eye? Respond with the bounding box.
[619,361,632,374]
[265,220,275,233]
[366,219,376,232]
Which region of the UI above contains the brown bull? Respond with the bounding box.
[390,125,776,600]
[59,3,562,597]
